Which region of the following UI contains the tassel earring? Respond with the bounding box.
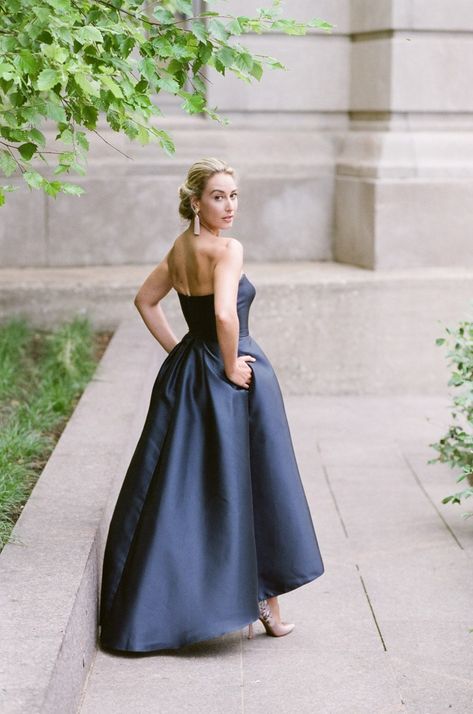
[193,209,200,236]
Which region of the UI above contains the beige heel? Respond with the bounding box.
[247,622,254,639]
[258,599,295,637]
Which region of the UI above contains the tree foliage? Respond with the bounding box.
[0,0,332,204]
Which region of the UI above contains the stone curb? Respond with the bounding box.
[0,316,164,714]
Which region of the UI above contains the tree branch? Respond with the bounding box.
[0,143,26,174]
[92,129,133,160]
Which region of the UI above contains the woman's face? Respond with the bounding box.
[194,172,238,233]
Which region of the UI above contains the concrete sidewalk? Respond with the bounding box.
[79,395,473,714]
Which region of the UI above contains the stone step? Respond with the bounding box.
[1,261,471,394]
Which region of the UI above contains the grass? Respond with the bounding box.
[0,316,112,551]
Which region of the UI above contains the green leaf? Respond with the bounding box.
[249,61,263,81]
[216,47,235,68]
[44,100,67,123]
[0,184,17,207]
[151,129,175,156]
[61,183,84,196]
[436,338,446,346]
[123,120,139,140]
[40,43,69,64]
[45,0,72,10]
[18,50,39,76]
[139,58,156,83]
[75,73,101,98]
[0,151,18,178]
[24,170,44,189]
[37,69,62,91]
[227,18,243,35]
[156,75,180,93]
[0,63,16,80]
[76,26,104,45]
[82,105,98,129]
[43,180,62,197]
[59,128,74,145]
[18,143,38,161]
[191,74,207,94]
[100,75,123,98]
[265,55,286,71]
[308,18,334,31]
[181,92,205,114]
[136,124,150,145]
[0,35,16,52]
[76,131,89,151]
[8,92,26,108]
[58,151,75,166]
[191,21,208,43]
[152,7,175,24]
[29,128,46,148]
[272,19,307,36]
[208,18,229,42]
[173,0,192,15]
[233,52,254,73]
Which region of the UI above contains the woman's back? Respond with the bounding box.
[167,232,234,297]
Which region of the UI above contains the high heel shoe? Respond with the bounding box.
[247,599,295,638]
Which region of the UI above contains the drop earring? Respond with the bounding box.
[193,208,200,236]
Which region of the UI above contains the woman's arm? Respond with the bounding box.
[213,239,255,389]
[134,255,180,354]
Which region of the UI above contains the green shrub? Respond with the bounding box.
[429,313,473,518]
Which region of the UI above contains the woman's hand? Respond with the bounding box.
[226,355,256,389]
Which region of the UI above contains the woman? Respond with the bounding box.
[99,157,324,652]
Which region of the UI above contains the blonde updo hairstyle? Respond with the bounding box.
[178,157,235,222]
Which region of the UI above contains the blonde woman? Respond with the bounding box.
[99,158,324,652]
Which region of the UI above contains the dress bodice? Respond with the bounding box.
[177,273,256,341]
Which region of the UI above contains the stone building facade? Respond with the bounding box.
[2,0,473,269]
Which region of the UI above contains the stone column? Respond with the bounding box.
[205,0,351,262]
[335,0,473,268]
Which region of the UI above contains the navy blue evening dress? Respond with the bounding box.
[99,273,324,652]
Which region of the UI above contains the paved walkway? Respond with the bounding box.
[79,395,473,714]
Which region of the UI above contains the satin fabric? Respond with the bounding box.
[99,274,324,652]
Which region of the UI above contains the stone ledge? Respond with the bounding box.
[1,261,472,394]
[0,318,164,714]
[2,260,472,287]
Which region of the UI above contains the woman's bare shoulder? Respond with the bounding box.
[211,238,243,277]
[212,237,243,261]
[166,234,187,265]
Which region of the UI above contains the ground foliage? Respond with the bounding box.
[0,316,111,549]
